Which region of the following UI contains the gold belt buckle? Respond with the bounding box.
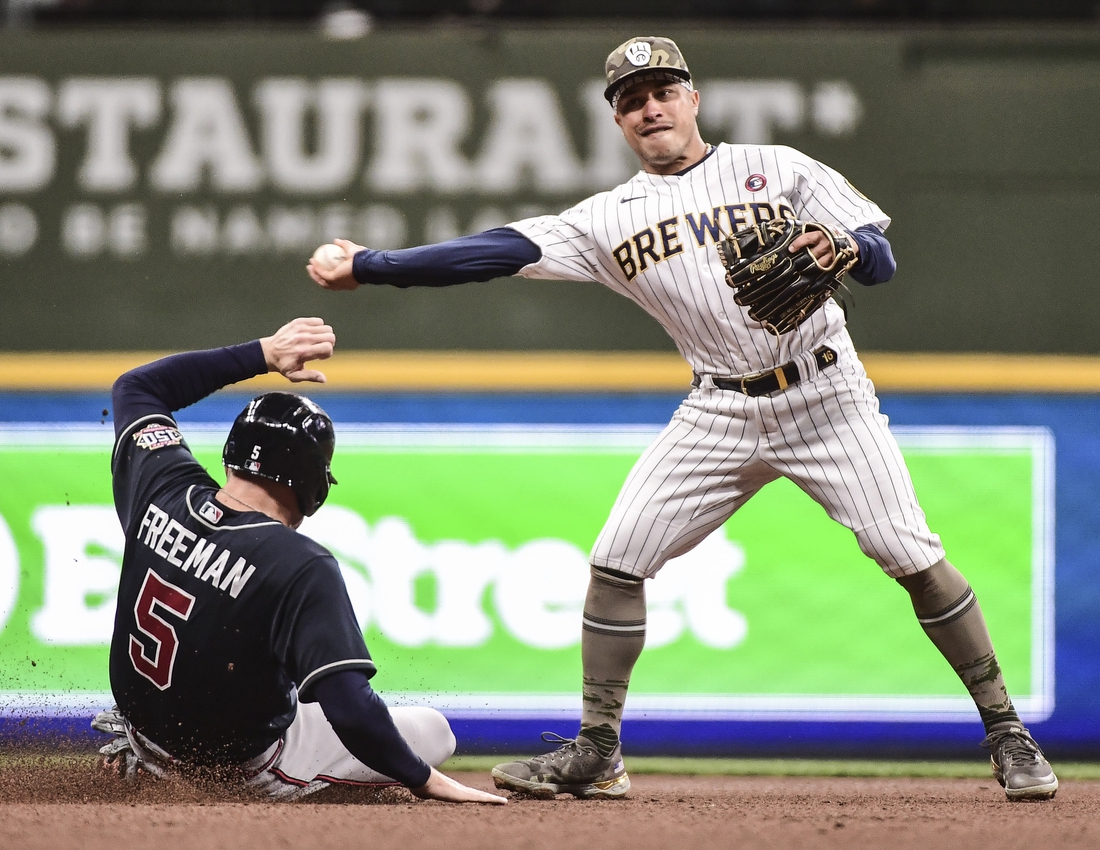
[737,364,790,395]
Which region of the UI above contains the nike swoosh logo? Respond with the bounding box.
[620,196,646,203]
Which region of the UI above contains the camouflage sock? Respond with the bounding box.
[579,722,621,759]
[897,560,1021,732]
[580,566,646,738]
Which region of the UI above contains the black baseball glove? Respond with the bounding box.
[715,218,858,336]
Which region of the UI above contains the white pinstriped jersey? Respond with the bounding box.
[509,143,888,377]
[509,142,944,578]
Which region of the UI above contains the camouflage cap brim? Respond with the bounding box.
[608,70,693,110]
[604,36,692,104]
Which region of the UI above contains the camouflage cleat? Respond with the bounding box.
[982,726,1059,801]
[491,732,631,799]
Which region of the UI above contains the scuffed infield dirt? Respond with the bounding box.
[3,751,1099,850]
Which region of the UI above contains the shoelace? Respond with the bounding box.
[983,729,1045,766]
[530,732,595,765]
[91,707,127,736]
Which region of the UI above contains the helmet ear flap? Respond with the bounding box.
[223,392,336,517]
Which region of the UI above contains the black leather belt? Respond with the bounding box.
[695,345,838,397]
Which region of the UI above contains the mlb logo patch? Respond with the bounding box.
[198,501,223,523]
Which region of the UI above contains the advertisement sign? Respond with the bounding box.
[0,423,1053,725]
[3,29,1097,353]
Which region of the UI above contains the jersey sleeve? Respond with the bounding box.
[111,414,218,536]
[110,342,268,534]
[848,224,896,285]
[351,227,541,287]
[272,554,376,701]
[784,147,890,232]
[507,200,605,283]
[112,342,267,440]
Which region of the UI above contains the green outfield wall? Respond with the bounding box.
[0,25,1096,353]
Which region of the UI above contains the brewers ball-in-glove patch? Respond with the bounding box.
[716,218,858,336]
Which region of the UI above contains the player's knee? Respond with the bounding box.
[395,706,456,767]
[591,564,644,586]
[420,707,457,766]
[895,558,970,616]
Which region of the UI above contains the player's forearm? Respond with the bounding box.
[111,342,267,437]
[313,670,432,788]
[351,227,542,288]
[847,225,896,286]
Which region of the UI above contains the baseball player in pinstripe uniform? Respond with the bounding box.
[307,36,1058,802]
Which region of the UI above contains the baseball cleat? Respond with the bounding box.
[491,731,631,799]
[982,726,1058,801]
[92,711,145,781]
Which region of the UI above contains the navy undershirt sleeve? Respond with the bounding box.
[351,227,542,288]
[313,669,432,788]
[848,225,896,286]
[112,341,267,438]
[349,222,892,289]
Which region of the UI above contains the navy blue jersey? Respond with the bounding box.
[109,411,375,764]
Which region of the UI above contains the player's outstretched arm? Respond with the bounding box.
[259,317,336,383]
[307,238,364,291]
[307,228,542,292]
[411,767,507,805]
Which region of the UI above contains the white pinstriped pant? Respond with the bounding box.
[590,339,945,580]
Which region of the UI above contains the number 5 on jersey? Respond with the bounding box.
[129,569,195,690]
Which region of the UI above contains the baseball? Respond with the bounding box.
[312,242,347,270]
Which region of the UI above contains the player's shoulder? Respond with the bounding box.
[714,141,815,166]
[275,530,348,598]
[230,520,343,591]
[517,178,643,234]
[112,413,214,502]
[293,527,336,561]
[572,176,647,210]
[260,521,335,562]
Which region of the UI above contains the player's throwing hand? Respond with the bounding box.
[307,238,364,291]
[260,316,336,383]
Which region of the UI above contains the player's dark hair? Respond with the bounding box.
[222,392,337,517]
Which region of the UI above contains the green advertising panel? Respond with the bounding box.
[0,424,1053,722]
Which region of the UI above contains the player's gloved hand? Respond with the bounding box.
[410,767,508,805]
[307,237,364,291]
[260,317,336,384]
[716,218,858,336]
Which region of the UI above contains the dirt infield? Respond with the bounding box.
[4,753,1099,850]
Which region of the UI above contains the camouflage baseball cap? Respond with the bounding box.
[604,36,692,106]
